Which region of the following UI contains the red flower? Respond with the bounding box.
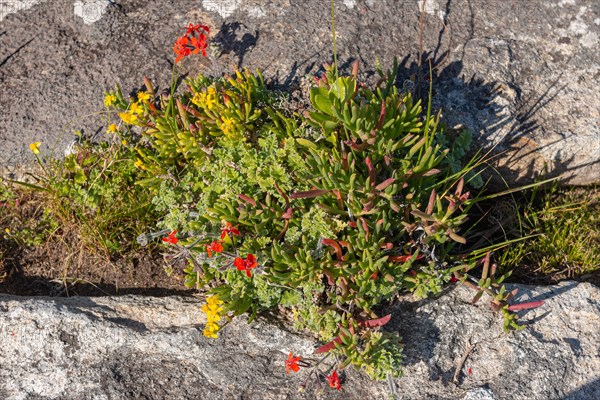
[450,276,459,283]
[234,254,257,277]
[326,370,342,390]
[185,23,200,35]
[173,35,191,63]
[285,352,301,374]
[162,230,178,245]
[185,23,210,35]
[220,222,240,240]
[206,241,224,257]
[190,35,208,57]
[467,367,473,375]
[174,24,210,63]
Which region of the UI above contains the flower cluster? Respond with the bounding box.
[206,241,223,257]
[162,222,256,277]
[191,86,218,110]
[234,254,257,278]
[219,116,239,139]
[205,222,239,257]
[174,23,210,63]
[119,91,151,125]
[103,93,116,107]
[201,295,224,339]
[215,222,258,278]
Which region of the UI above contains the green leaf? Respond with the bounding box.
[296,138,318,150]
[313,93,334,116]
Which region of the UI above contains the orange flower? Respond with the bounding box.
[162,230,178,245]
[190,35,208,57]
[234,254,257,277]
[220,222,240,240]
[174,24,210,63]
[173,35,191,63]
[206,241,224,257]
[326,370,342,390]
[285,352,301,373]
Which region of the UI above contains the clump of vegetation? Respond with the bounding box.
[95,26,544,380]
[5,12,594,393]
[497,186,599,281]
[2,135,159,257]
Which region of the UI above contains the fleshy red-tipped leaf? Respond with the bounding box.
[389,254,424,263]
[323,239,344,261]
[456,178,464,197]
[448,230,467,244]
[463,280,479,291]
[482,253,491,280]
[426,189,436,215]
[315,336,343,354]
[411,210,436,222]
[422,168,441,177]
[239,194,257,207]
[375,100,386,130]
[490,263,497,278]
[365,157,376,188]
[358,314,391,328]
[290,189,329,199]
[507,301,544,312]
[351,59,360,78]
[507,288,519,301]
[375,177,396,191]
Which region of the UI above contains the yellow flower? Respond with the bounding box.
[206,295,223,307]
[205,87,217,109]
[203,322,220,339]
[104,93,117,107]
[29,142,41,154]
[219,117,237,138]
[191,91,207,108]
[201,295,224,324]
[134,159,143,168]
[121,139,127,146]
[191,87,218,110]
[129,101,143,115]
[119,112,138,124]
[107,123,118,133]
[202,304,222,316]
[4,228,10,234]
[203,329,218,339]
[206,313,221,323]
[137,91,151,102]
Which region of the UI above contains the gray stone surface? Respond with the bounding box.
[0,0,598,185]
[1,281,599,399]
[389,281,600,400]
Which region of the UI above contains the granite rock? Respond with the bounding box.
[0,281,598,399]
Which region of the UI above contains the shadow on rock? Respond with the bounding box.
[565,377,600,400]
[214,21,259,68]
[0,271,194,298]
[383,288,451,382]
